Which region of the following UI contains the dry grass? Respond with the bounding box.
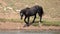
[0,0,60,18]
[0,0,60,26]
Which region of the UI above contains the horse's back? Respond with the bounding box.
[32,5,44,14]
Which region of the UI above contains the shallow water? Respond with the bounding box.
[0,30,60,34]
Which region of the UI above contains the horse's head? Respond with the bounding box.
[20,7,30,20]
[20,10,24,20]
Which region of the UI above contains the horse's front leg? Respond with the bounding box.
[28,17,30,25]
[24,16,29,27]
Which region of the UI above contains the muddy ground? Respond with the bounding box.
[0,22,60,31]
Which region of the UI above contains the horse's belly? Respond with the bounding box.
[28,14,35,16]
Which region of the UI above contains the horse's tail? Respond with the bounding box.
[41,7,44,15]
[38,6,44,16]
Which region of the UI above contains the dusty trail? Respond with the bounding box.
[0,22,60,31]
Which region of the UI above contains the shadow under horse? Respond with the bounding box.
[20,5,44,27]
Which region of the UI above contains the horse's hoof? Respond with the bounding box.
[26,24,30,27]
[23,25,26,27]
[30,23,33,25]
[23,24,27,27]
[23,24,30,27]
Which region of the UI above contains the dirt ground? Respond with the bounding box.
[0,22,60,31]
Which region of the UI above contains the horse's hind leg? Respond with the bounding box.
[30,15,36,25]
[40,15,42,22]
[27,17,30,26]
[38,13,43,23]
[37,14,42,26]
[39,14,42,23]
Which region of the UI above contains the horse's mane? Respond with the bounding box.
[26,7,30,9]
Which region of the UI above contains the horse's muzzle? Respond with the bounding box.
[20,13,23,20]
[20,15,23,20]
[21,16,23,20]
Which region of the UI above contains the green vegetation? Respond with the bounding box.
[42,20,60,26]
[32,20,60,26]
[0,18,60,26]
[0,18,23,23]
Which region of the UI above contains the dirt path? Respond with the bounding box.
[0,22,60,31]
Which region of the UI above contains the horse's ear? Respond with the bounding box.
[19,10,21,12]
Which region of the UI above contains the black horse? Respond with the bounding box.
[20,5,44,27]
